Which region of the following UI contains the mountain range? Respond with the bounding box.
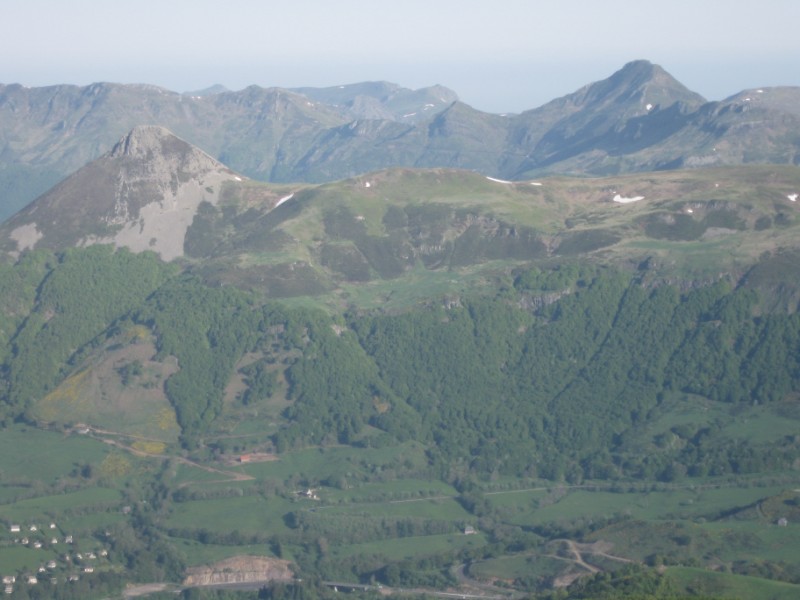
[1,59,798,221]
[2,60,800,598]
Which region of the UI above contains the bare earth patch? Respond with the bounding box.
[183,556,293,586]
[9,222,43,252]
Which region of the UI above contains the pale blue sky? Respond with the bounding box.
[3,0,798,113]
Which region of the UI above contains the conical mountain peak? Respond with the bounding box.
[109,125,180,159]
[1,126,244,261]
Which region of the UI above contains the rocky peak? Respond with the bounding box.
[1,126,244,261]
[110,125,185,159]
[575,60,706,110]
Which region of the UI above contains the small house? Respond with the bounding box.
[9,525,20,533]
[3,585,11,595]
[778,517,789,527]
[83,567,94,574]
[27,576,37,585]
[1,577,14,585]
[29,525,37,532]
[46,561,56,569]
[464,525,476,535]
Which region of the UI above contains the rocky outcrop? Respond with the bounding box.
[0,126,244,261]
[183,556,293,586]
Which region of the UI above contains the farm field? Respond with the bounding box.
[1,421,800,599]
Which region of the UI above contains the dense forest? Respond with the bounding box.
[1,245,798,484]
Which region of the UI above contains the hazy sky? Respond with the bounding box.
[3,0,798,113]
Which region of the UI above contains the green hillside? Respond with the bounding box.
[2,166,800,599]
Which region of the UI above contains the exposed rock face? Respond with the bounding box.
[183,556,293,586]
[0,126,243,261]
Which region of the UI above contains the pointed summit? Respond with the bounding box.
[510,60,707,175]
[1,127,244,261]
[602,60,705,107]
[558,59,705,114]
[109,125,184,159]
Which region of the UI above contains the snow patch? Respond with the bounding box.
[486,176,513,184]
[789,194,798,202]
[234,176,242,181]
[646,103,653,111]
[612,194,644,204]
[364,181,371,188]
[686,208,694,214]
[275,193,294,208]
[403,112,417,118]
[530,182,543,186]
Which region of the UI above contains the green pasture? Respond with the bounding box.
[0,487,120,523]
[699,521,800,563]
[317,496,471,521]
[721,407,800,444]
[469,553,564,581]
[166,461,253,487]
[666,566,800,599]
[331,262,501,311]
[514,488,701,525]
[322,478,456,504]
[0,426,110,485]
[0,545,58,573]
[163,495,294,534]
[239,443,424,482]
[332,531,488,561]
[678,485,790,519]
[53,511,125,533]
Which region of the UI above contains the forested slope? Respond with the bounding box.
[1,247,798,485]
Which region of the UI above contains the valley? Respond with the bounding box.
[1,58,800,599]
